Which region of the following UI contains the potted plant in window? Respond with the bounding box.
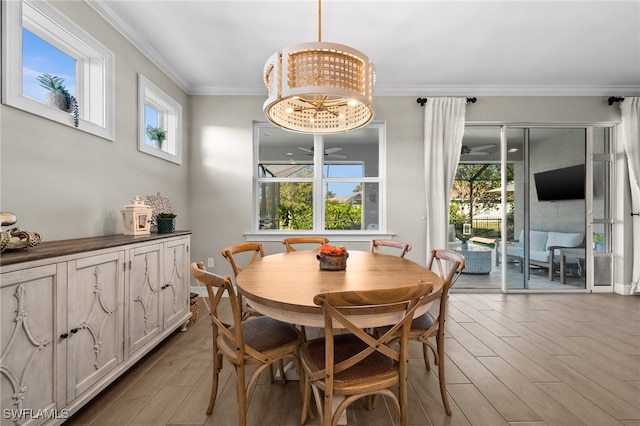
[36,73,79,127]
[146,125,167,150]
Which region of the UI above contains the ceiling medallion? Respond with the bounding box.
[263,0,375,134]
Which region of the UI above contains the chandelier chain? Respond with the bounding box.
[318,0,322,42]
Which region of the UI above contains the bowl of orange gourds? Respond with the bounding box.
[317,244,349,271]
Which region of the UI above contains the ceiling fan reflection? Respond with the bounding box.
[461,144,496,156]
[297,146,348,159]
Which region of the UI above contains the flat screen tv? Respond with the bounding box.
[534,164,585,201]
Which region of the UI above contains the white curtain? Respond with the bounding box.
[620,97,640,294]
[424,97,467,261]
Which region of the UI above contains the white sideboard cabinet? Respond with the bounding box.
[0,232,191,425]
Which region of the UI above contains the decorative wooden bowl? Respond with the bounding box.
[317,252,349,271]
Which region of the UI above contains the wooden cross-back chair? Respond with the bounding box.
[221,242,264,278]
[282,237,329,252]
[299,282,434,426]
[221,242,287,382]
[370,238,412,258]
[221,242,265,319]
[190,262,305,426]
[376,248,465,416]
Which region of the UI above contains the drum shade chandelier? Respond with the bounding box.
[263,0,375,134]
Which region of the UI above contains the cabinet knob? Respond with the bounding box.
[61,328,79,339]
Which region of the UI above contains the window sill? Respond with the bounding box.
[244,232,395,243]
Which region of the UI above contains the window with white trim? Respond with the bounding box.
[254,122,385,234]
[137,75,182,164]
[2,0,115,140]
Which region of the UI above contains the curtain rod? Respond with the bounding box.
[416,97,477,106]
[608,96,625,105]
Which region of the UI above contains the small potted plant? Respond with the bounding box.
[36,73,79,127]
[156,212,177,233]
[146,125,167,149]
[145,192,176,233]
[457,234,471,249]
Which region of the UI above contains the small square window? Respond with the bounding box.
[2,0,115,140]
[138,75,182,164]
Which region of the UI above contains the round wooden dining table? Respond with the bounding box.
[236,250,443,328]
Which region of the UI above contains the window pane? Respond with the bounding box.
[145,105,159,127]
[144,104,160,147]
[259,164,313,178]
[259,182,313,230]
[22,28,76,103]
[323,128,379,177]
[259,127,314,176]
[324,164,364,178]
[325,182,378,230]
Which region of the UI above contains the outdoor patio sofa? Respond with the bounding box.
[496,229,584,281]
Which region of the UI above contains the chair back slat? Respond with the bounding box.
[221,242,265,277]
[371,238,412,258]
[428,248,465,293]
[282,237,329,252]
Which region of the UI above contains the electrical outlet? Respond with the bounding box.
[207,258,214,268]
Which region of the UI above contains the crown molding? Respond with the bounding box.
[187,83,640,97]
[86,0,191,94]
[375,84,640,97]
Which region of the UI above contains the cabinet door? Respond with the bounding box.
[66,251,124,400]
[1,264,63,426]
[127,243,163,356]
[162,237,189,329]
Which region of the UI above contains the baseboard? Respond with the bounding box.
[614,282,633,295]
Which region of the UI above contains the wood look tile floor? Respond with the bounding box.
[66,293,640,426]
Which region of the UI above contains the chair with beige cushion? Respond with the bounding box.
[299,282,434,426]
[190,263,305,426]
[375,248,465,416]
[282,237,329,252]
[221,242,285,382]
[370,238,412,258]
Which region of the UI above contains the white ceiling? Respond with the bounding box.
[88,0,640,97]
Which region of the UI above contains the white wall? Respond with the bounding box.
[0,1,189,241]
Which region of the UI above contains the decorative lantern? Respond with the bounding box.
[121,196,153,236]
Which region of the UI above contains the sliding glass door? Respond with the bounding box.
[452,125,614,292]
[508,128,587,290]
